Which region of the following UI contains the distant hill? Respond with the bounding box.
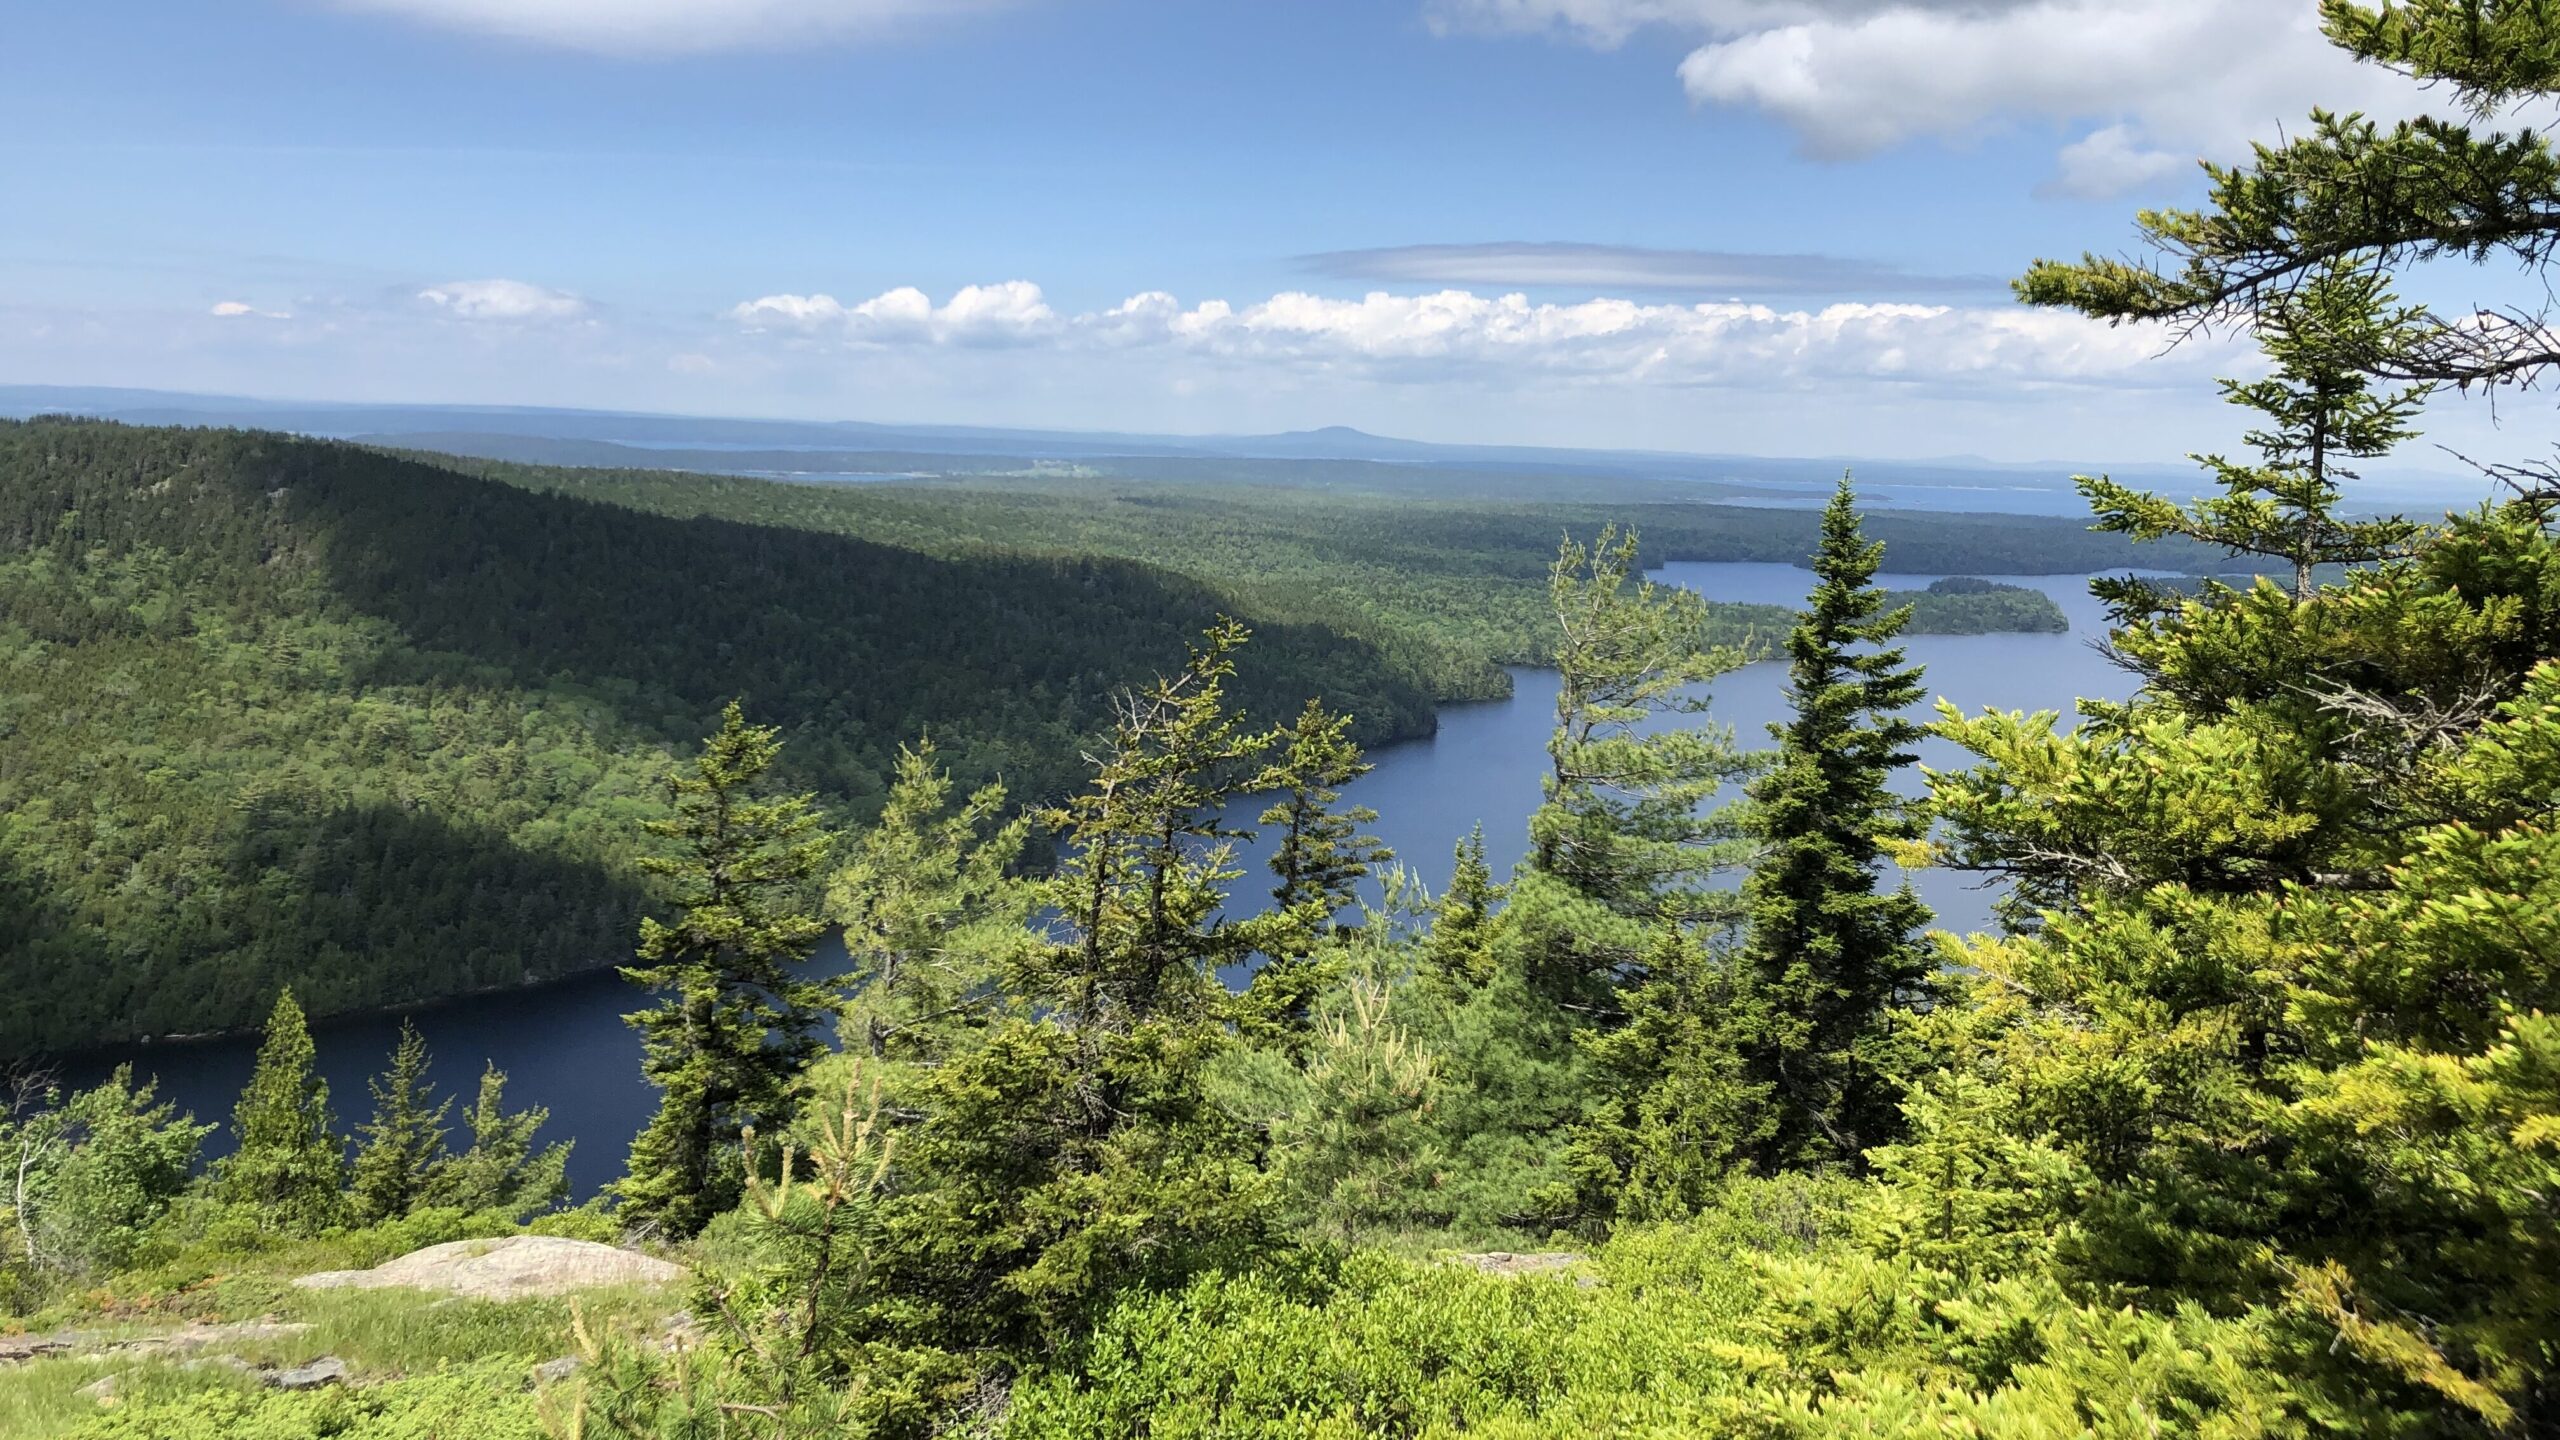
[1,384,2240,504]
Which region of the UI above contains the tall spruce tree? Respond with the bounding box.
[1512,527,1756,1017]
[1421,825,1505,984]
[1902,8,2560,1424]
[348,1020,451,1224]
[2076,259,2431,616]
[617,702,831,1238]
[1742,476,1932,1170]
[430,1065,569,1218]
[1258,698,1392,935]
[825,737,1036,1064]
[211,990,344,1233]
[1244,699,1393,1038]
[902,622,1275,1347]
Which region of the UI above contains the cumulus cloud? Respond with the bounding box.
[324,0,1008,56]
[210,300,291,320]
[1429,0,2422,197]
[1302,241,1995,296]
[726,280,2216,389]
[417,279,591,322]
[730,281,1058,345]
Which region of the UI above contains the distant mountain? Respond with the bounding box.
[0,383,2479,513]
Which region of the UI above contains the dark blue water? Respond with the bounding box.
[1215,564,2136,936]
[59,564,2135,1196]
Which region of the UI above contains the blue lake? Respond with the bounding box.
[61,563,2138,1196]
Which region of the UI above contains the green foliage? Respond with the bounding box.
[429,1066,570,1220]
[1917,482,2560,1425]
[2325,0,2560,106]
[62,1360,543,1440]
[1257,698,1393,938]
[1551,925,1767,1228]
[897,624,1278,1350]
[1390,965,1592,1243]
[348,1021,450,1226]
[2080,260,2433,613]
[210,992,345,1235]
[1512,527,1756,1012]
[617,704,832,1239]
[555,1074,956,1440]
[1217,892,1453,1248]
[465,450,2171,697]
[0,419,1445,1057]
[1420,826,1504,984]
[824,737,1036,1064]
[1741,477,1933,1171]
[1892,576,2069,634]
[1,1067,210,1285]
[1243,699,1392,1038]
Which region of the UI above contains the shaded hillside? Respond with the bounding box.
[429,458,2153,679]
[0,420,1436,1055]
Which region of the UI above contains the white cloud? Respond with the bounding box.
[324,0,1007,56]
[731,281,1058,345]
[727,280,2217,389]
[1431,0,2423,197]
[417,278,590,322]
[210,300,291,320]
[2044,124,2189,201]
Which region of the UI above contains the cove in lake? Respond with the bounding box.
[59,563,2139,1197]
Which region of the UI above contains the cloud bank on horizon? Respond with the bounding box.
[723,280,2203,389]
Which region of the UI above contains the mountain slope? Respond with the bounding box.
[0,420,1436,1055]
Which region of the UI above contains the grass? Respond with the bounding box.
[0,1212,680,1440]
[0,1359,262,1440]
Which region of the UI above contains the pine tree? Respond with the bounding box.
[1743,476,1933,1171]
[1267,975,1444,1246]
[430,1065,569,1218]
[905,622,1275,1347]
[1259,698,1392,931]
[2077,259,2431,615]
[1421,825,1505,984]
[1941,24,2560,1414]
[1550,924,1769,1226]
[825,737,1036,1064]
[1512,527,1757,1016]
[348,1020,451,1224]
[211,991,344,1234]
[617,702,832,1238]
[1244,699,1393,1037]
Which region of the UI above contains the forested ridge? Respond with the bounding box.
[0,421,2085,1056]
[446,454,2149,683]
[0,419,1437,1055]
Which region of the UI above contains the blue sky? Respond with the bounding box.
[0,1,2501,462]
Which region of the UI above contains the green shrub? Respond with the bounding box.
[523,1202,624,1246]
[61,1361,542,1440]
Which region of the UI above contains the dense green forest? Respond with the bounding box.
[0,422,2085,1056]
[444,454,2162,688]
[0,421,1442,1055]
